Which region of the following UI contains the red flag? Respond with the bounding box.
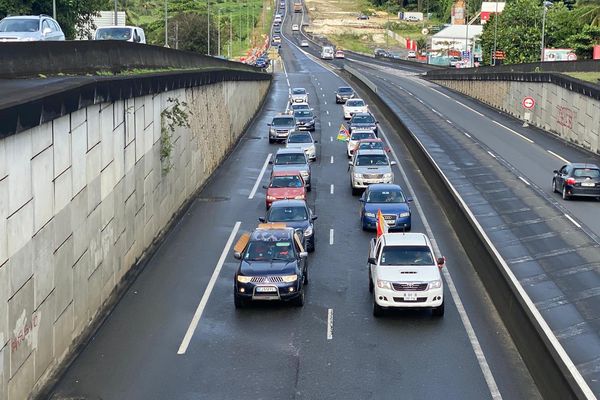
[376,209,388,238]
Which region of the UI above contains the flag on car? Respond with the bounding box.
[376,209,388,238]
[337,124,350,141]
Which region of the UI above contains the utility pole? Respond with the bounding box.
[246,0,249,46]
[229,14,233,58]
[239,0,242,49]
[53,0,57,20]
[492,1,498,65]
[540,1,553,62]
[114,0,118,25]
[218,8,221,56]
[208,0,211,55]
[175,21,179,49]
[164,0,168,47]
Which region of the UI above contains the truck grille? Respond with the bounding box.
[363,173,383,179]
[392,282,428,291]
[250,276,284,283]
[393,297,428,303]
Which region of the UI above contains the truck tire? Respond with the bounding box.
[432,301,444,317]
[368,272,374,293]
[234,294,245,309]
[373,295,384,317]
[352,187,360,196]
[293,290,305,307]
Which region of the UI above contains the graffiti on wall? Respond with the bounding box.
[556,106,575,129]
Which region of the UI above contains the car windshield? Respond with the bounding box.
[355,154,388,166]
[292,89,306,94]
[292,104,309,111]
[95,27,132,40]
[573,168,600,178]
[268,206,308,222]
[272,117,294,127]
[367,189,405,203]
[347,100,365,107]
[294,111,312,118]
[352,115,375,124]
[245,240,295,261]
[380,245,434,266]
[351,131,375,141]
[359,141,384,150]
[288,133,312,143]
[275,153,306,164]
[338,87,353,93]
[270,175,303,188]
[0,19,39,32]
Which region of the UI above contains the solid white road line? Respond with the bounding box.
[177,221,241,355]
[431,87,452,99]
[455,100,485,117]
[518,176,531,186]
[327,309,334,340]
[565,214,582,229]
[431,108,442,117]
[330,184,334,194]
[417,98,424,104]
[547,150,570,164]
[248,153,272,199]
[329,228,334,245]
[330,155,334,164]
[380,127,502,399]
[487,151,497,159]
[446,119,453,125]
[491,120,534,144]
[463,132,472,138]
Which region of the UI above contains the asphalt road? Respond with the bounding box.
[48,8,543,400]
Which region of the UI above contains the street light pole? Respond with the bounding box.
[492,1,498,65]
[164,0,168,47]
[540,1,553,62]
[53,0,57,20]
[218,8,221,56]
[208,0,211,55]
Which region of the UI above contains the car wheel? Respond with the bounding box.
[405,225,411,232]
[269,138,275,144]
[552,179,558,193]
[562,186,570,200]
[352,187,360,196]
[307,184,312,192]
[234,294,245,309]
[368,271,373,293]
[304,268,309,285]
[373,295,384,317]
[293,290,305,307]
[307,237,315,252]
[432,301,445,317]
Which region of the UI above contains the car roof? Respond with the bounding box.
[3,15,46,20]
[382,232,429,247]
[272,170,302,177]
[355,149,386,156]
[250,227,294,241]
[346,98,364,102]
[273,114,294,119]
[338,86,353,90]
[269,199,307,208]
[358,138,383,142]
[368,183,402,191]
[276,148,306,155]
[569,163,600,169]
[97,25,141,29]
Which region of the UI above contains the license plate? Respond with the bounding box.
[582,182,595,187]
[256,286,277,293]
[403,293,418,301]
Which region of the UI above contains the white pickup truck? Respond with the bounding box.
[368,232,445,317]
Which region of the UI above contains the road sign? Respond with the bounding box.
[421,28,429,35]
[522,96,535,110]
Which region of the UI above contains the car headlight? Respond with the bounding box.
[428,280,442,290]
[300,171,309,177]
[353,173,362,179]
[377,279,392,289]
[281,274,298,283]
[364,212,376,218]
[383,173,392,179]
[237,275,252,283]
[294,195,305,200]
[266,195,276,200]
[270,128,275,134]
[399,212,410,218]
[304,225,313,236]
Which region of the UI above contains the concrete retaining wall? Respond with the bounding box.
[0,79,270,400]
[431,79,600,155]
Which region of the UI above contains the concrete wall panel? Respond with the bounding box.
[31,148,54,234]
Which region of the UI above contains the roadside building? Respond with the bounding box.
[430,24,483,53]
[480,2,506,24]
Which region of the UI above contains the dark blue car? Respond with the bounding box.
[359,184,411,231]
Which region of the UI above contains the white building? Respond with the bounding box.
[481,2,506,24]
[430,24,483,53]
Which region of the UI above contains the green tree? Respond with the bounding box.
[0,0,106,39]
[576,0,600,26]
[570,24,600,58]
[546,2,584,48]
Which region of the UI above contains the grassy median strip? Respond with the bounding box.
[563,71,600,84]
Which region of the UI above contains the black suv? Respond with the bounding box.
[234,225,308,307]
[260,200,317,252]
[349,112,378,135]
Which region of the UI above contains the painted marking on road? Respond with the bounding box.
[330,184,334,194]
[330,136,333,142]
[328,121,331,127]
[379,127,502,399]
[431,87,452,99]
[491,120,534,144]
[322,94,325,97]
[565,214,582,228]
[177,222,241,355]
[248,153,272,199]
[326,110,329,115]
[431,108,442,117]
[320,87,323,90]
[327,309,334,340]
[518,176,531,186]
[487,151,497,159]
[417,98,424,104]
[455,100,485,117]
[324,101,327,105]
[463,132,472,138]
[330,155,334,164]
[407,91,414,96]
[446,119,453,125]
[286,78,290,87]
[547,150,570,164]
[329,228,334,245]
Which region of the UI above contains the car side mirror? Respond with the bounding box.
[262,185,268,189]
[258,217,266,223]
[269,160,273,164]
[553,170,558,174]
[390,161,397,166]
[314,140,318,143]
[299,252,308,258]
[407,197,413,202]
[348,160,353,166]
[368,257,377,265]
[234,252,242,260]
[437,257,446,268]
[311,215,318,220]
[267,123,271,126]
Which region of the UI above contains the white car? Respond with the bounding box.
[346,130,376,158]
[300,40,309,47]
[321,46,334,59]
[290,87,309,104]
[288,102,311,114]
[286,131,317,161]
[292,24,299,31]
[343,98,368,119]
[368,233,445,317]
[407,50,416,58]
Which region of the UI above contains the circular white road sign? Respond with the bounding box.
[522,96,535,110]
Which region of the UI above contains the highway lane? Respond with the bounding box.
[49,11,540,400]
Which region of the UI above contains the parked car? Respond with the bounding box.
[349,149,395,195]
[95,26,146,43]
[368,233,445,317]
[300,40,309,47]
[357,14,369,20]
[292,24,299,31]
[374,48,390,57]
[343,99,368,119]
[552,163,600,200]
[359,184,411,231]
[263,171,306,208]
[268,115,296,143]
[349,112,378,135]
[292,109,316,131]
[271,148,312,191]
[347,130,377,158]
[335,86,355,104]
[260,199,317,252]
[0,15,65,42]
[290,88,309,104]
[335,50,345,59]
[233,224,308,307]
[286,131,317,160]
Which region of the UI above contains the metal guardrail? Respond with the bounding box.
[342,66,593,400]
[429,59,600,75]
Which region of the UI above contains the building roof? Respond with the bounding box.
[481,2,506,13]
[433,24,484,40]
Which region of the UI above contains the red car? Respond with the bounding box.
[264,171,307,208]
